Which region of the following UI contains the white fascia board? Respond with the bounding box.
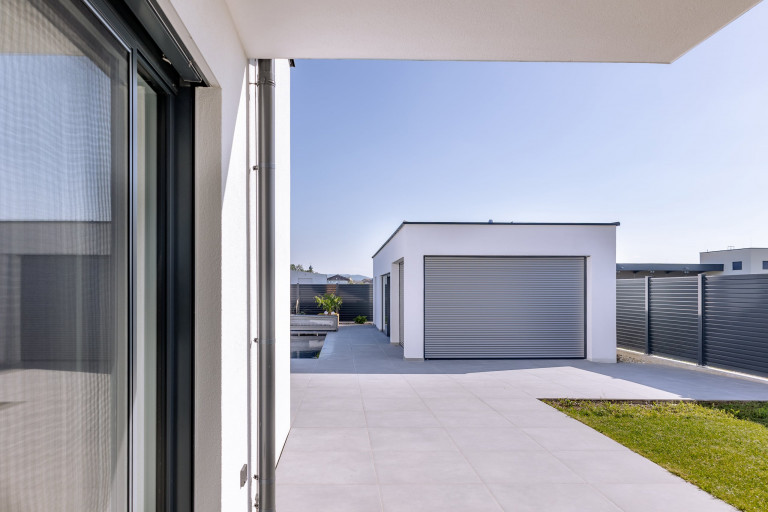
[224,0,758,63]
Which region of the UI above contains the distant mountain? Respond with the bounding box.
[330,274,371,282]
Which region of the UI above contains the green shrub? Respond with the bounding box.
[354,315,367,324]
[313,293,342,314]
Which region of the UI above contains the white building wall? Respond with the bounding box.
[373,224,617,362]
[700,248,768,275]
[290,269,328,284]
[273,59,292,468]
[158,1,291,510]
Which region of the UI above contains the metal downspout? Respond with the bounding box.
[256,59,276,512]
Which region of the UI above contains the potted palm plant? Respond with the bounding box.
[314,293,342,316]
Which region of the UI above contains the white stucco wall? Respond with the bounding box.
[700,248,768,275]
[290,269,328,284]
[273,59,292,469]
[158,1,291,510]
[373,223,617,363]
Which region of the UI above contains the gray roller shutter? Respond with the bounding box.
[398,261,404,347]
[424,256,585,359]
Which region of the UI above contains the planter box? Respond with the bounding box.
[290,314,338,332]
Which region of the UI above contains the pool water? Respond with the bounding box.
[290,334,325,358]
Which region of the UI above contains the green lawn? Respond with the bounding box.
[544,400,768,512]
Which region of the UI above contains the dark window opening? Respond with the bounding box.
[733,261,743,271]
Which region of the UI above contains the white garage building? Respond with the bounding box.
[372,222,619,362]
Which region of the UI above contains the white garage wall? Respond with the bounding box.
[373,223,617,362]
[157,0,291,509]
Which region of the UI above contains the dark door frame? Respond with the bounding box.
[383,274,391,337]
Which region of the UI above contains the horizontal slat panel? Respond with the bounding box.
[648,276,698,362]
[425,256,585,359]
[290,284,373,321]
[616,277,645,352]
[704,274,768,376]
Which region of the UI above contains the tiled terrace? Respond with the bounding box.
[282,325,768,512]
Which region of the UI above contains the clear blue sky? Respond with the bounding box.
[291,3,768,277]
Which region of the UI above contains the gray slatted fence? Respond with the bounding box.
[616,279,646,352]
[290,284,373,322]
[704,274,768,375]
[648,276,699,362]
[617,274,768,377]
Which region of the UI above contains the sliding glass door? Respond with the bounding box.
[0,0,130,509]
[135,72,160,512]
[0,0,194,510]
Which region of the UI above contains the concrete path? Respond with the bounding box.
[280,325,768,512]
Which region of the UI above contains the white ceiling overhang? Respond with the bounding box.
[224,0,759,63]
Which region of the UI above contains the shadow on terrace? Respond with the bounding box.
[291,324,768,401]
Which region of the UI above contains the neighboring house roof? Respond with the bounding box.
[327,274,350,282]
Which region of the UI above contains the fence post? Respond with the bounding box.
[697,274,704,366]
[644,275,651,355]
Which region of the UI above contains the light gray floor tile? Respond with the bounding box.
[277,485,382,512]
[521,386,574,398]
[500,407,582,428]
[364,410,441,428]
[422,397,497,412]
[368,427,457,451]
[595,483,737,512]
[447,427,542,452]
[482,397,554,412]
[277,450,377,484]
[357,374,408,382]
[381,484,503,512]
[287,325,768,512]
[284,427,371,451]
[299,397,364,411]
[292,409,367,428]
[374,450,481,484]
[464,386,533,399]
[308,374,360,387]
[303,386,363,399]
[364,397,429,411]
[465,450,584,484]
[553,450,680,484]
[291,373,313,384]
[433,409,513,427]
[489,483,622,512]
[413,387,477,399]
[403,375,457,385]
[522,426,625,451]
[361,387,420,399]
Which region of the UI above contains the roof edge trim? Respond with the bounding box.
[372,221,621,259]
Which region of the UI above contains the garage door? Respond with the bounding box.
[424,256,585,359]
